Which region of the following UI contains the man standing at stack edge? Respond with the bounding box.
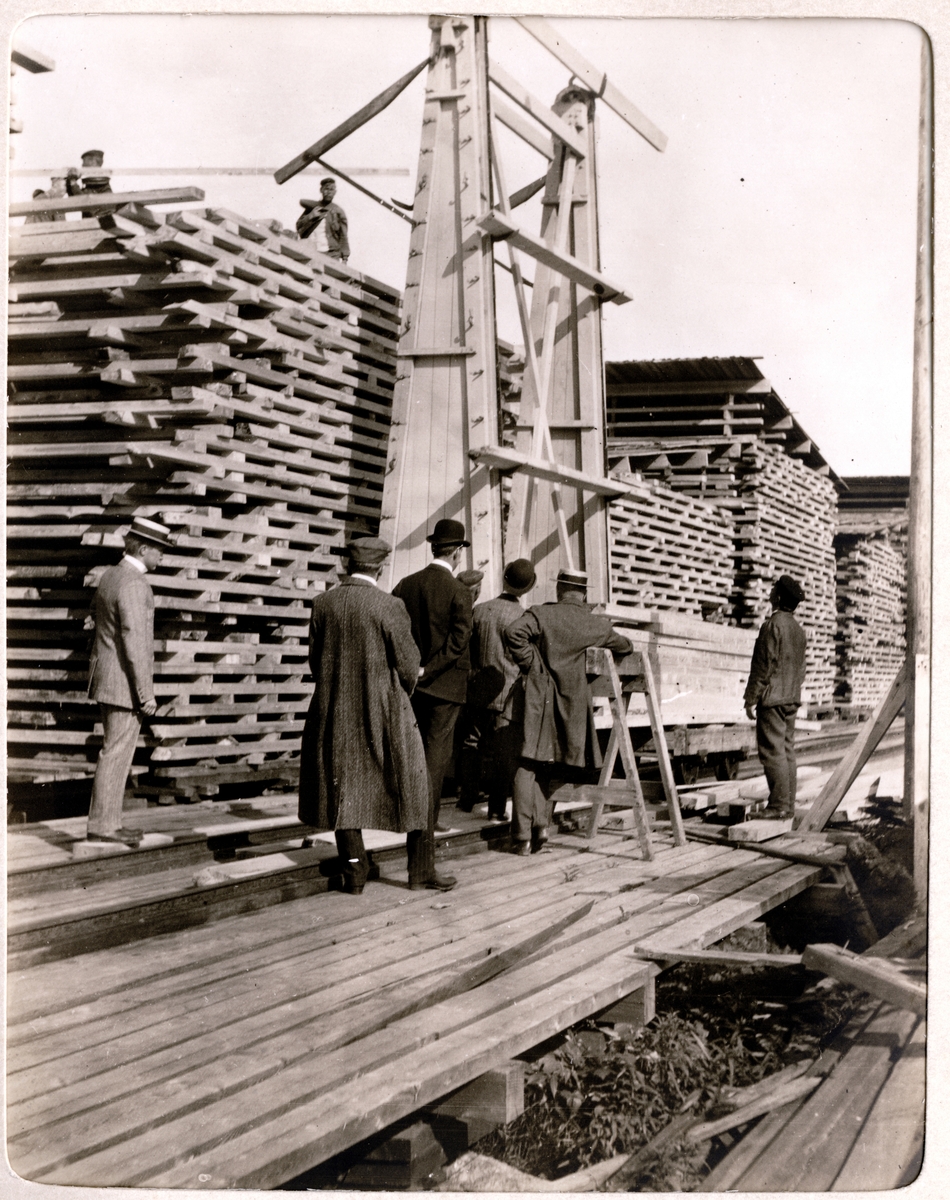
[744,575,808,819]
[298,537,430,894]
[296,177,350,261]
[504,568,633,855]
[86,517,175,847]
[393,518,473,885]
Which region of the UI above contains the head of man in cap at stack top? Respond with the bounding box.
[390,518,473,882]
[502,566,633,855]
[85,516,175,849]
[743,574,808,821]
[456,558,538,820]
[298,535,431,895]
[296,177,350,262]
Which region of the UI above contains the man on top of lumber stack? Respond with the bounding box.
[744,574,808,820]
[86,516,175,847]
[296,176,350,261]
[456,558,537,822]
[298,537,430,895]
[504,568,633,856]
[392,518,474,887]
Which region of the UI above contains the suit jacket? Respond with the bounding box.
[467,593,525,714]
[504,594,632,769]
[298,577,429,832]
[295,201,350,259]
[87,559,156,710]
[392,563,474,704]
[743,608,807,708]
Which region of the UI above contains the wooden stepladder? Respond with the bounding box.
[584,647,686,857]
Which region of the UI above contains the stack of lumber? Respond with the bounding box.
[7,190,401,802]
[607,471,734,618]
[731,442,838,707]
[833,529,906,710]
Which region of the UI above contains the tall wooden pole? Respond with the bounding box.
[904,34,932,904]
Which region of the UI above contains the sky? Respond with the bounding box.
[9,13,924,477]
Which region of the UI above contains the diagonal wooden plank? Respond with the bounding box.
[515,17,667,151]
[489,60,587,157]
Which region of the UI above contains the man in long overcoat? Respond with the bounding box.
[393,518,473,874]
[504,568,633,854]
[87,516,175,846]
[298,537,430,894]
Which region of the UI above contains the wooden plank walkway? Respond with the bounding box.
[6,825,821,1190]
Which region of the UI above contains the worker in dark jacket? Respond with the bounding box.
[744,575,808,818]
[457,558,537,819]
[297,177,350,261]
[504,568,633,854]
[392,517,474,890]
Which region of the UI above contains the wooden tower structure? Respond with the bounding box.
[378,15,667,600]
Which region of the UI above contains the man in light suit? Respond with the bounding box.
[86,516,174,846]
[392,518,474,891]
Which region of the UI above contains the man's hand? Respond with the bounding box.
[140,699,158,717]
[745,704,755,722]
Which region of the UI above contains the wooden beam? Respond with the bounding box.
[9,188,205,217]
[488,60,587,158]
[492,97,554,160]
[11,42,55,73]
[479,210,631,303]
[515,17,667,152]
[801,943,926,1015]
[469,444,633,497]
[606,377,771,397]
[798,662,906,831]
[633,945,803,967]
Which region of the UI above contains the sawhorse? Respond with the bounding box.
[582,647,686,858]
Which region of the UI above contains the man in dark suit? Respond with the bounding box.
[298,537,429,894]
[392,518,474,889]
[86,516,174,846]
[504,568,633,854]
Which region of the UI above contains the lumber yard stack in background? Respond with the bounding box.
[833,477,908,713]
[7,189,401,810]
[605,357,840,709]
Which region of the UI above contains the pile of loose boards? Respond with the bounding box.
[7,189,401,802]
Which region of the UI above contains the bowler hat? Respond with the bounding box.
[556,567,589,590]
[503,558,536,593]
[426,518,470,548]
[127,516,175,549]
[346,536,391,566]
[457,569,484,588]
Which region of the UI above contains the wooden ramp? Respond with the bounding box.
[6,827,821,1190]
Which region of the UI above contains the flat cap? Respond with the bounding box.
[346,535,391,566]
[457,569,484,588]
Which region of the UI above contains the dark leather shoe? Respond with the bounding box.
[532,826,549,852]
[409,873,458,892]
[512,841,532,856]
[342,882,365,896]
[87,829,142,847]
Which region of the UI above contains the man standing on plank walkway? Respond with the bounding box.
[298,537,429,894]
[744,574,808,819]
[86,516,175,847]
[504,568,633,855]
[393,518,474,887]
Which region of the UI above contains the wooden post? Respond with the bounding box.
[904,35,932,905]
[379,17,502,593]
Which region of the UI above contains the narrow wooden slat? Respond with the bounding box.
[489,60,587,157]
[9,187,206,217]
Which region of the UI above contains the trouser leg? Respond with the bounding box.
[88,704,141,837]
[412,694,462,826]
[487,720,521,819]
[455,706,485,811]
[405,827,433,886]
[757,704,794,814]
[784,706,799,811]
[334,829,369,890]
[512,761,547,844]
